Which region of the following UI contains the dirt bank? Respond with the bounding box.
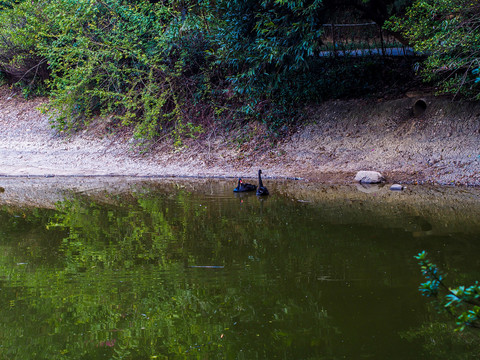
[0,86,479,185]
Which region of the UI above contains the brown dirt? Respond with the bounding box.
[0,86,479,186]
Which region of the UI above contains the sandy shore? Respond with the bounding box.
[0,86,479,186]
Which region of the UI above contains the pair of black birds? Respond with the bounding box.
[233,169,269,196]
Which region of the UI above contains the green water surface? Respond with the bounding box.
[0,179,479,359]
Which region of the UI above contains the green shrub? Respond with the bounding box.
[0,0,425,142]
[0,0,217,142]
[386,0,480,99]
[35,0,214,141]
[207,0,326,126]
[0,1,50,95]
[415,251,480,331]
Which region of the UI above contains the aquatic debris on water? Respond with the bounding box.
[189,265,225,269]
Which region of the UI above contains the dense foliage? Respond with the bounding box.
[0,0,217,141]
[415,251,480,331]
[210,0,325,119]
[199,0,415,123]
[0,0,420,140]
[0,1,50,92]
[386,0,480,98]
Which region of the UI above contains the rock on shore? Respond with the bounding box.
[355,171,386,184]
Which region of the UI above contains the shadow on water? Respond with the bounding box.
[0,177,479,359]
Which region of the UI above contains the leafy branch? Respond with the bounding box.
[415,251,480,331]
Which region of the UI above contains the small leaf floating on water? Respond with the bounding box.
[189,265,225,269]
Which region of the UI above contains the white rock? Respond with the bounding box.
[390,184,404,191]
[354,171,385,184]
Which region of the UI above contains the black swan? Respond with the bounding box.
[256,169,269,196]
[233,178,257,192]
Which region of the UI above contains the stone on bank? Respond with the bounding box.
[354,171,386,184]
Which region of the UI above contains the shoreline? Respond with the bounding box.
[0,176,479,239]
[0,173,476,187]
[0,86,479,186]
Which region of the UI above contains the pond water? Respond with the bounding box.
[0,178,479,359]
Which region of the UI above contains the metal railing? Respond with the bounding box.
[320,23,412,57]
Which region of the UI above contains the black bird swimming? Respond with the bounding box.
[256,169,269,196]
[233,178,257,192]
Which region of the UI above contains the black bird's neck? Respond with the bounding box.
[258,171,263,187]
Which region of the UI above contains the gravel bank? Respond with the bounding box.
[0,86,479,186]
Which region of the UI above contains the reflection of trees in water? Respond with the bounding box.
[0,187,478,359]
[401,320,480,358]
[0,192,340,359]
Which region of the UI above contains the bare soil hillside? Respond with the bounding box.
[0,86,479,186]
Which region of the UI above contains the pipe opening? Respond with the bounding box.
[413,99,427,117]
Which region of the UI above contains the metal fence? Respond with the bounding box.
[319,23,412,57]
